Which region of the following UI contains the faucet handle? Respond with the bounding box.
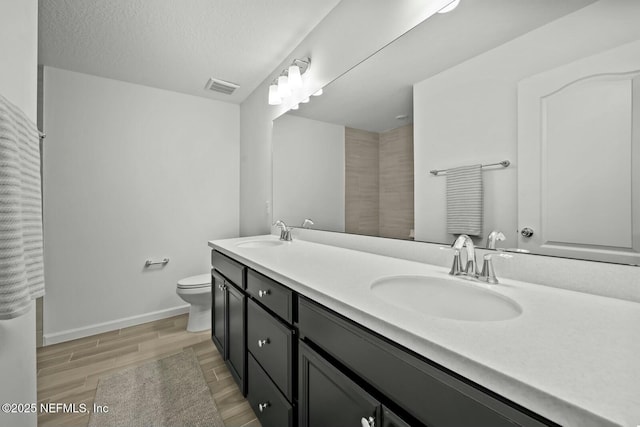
[301,218,314,229]
[487,231,506,249]
[479,254,499,284]
[449,250,463,276]
[274,220,288,230]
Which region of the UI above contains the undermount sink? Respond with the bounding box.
[370,275,521,321]
[236,240,284,248]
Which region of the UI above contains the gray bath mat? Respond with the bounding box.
[88,348,224,427]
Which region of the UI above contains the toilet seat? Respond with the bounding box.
[177,273,211,290]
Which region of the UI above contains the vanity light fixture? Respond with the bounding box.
[268,57,312,106]
[291,104,299,110]
[277,75,291,98]
[268,84,282,105]
[288,64,303,89]
[312,88,323,96]
[438,0,460,13]
[301,97,310,103]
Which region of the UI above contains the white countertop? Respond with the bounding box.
[209,235,640,427]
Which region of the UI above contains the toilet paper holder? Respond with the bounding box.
[145,257,170,267]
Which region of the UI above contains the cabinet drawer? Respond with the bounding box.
[246,269,293,323]
[298,297,552,427]
[247,354,293,427]
[247,298,294,400]
[212,251,245,288]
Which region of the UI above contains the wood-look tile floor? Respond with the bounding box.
[37,314,260,427]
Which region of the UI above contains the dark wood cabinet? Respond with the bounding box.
[245,271,297,425]
[226,282,246,394]
[247,298,294,400]
[299,341,380,427]
[298,297,554,427]
[213,249,557,427]
[246,269,294,323]
[247,354,294,427]
[211,270,226,357]
[212,250,245,288]
[211,251,247,395]
[382,407,412,427]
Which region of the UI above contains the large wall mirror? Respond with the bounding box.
[272,0,640,266]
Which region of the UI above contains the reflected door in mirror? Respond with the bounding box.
[518,41,640,264]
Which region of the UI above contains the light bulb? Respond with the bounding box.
[268,84,282,105]
[288,65,302,89]
[438,0,460,13]
[291,104,299,110]
[301,97,310,103]
[277,75,291,98]
[312,88,323,96]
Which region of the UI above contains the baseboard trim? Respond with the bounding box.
[43,305,190,346]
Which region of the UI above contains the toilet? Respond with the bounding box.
[176,273,211,332]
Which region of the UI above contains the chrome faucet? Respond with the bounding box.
[450,234,477,277]
[486,230,505,250]
[274,220,292,241]
[301,218,314,229]
[450,234,504,283]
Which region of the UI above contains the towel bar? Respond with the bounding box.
[430,160,510,176]
[145,257,169,267]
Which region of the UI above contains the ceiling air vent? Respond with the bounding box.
[204,78,240,95]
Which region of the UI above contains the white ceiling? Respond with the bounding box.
[38,0,341,103]
[290,0,596,132]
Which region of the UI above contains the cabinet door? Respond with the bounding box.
[299,297,550,427]
[211,271,226,357]
[227,282,246,395]
[382,407,412,427]
[299,341,380,427]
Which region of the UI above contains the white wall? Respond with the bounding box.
[246,0,640,307]
[239,0,452,236]
[0,0,38,425]
[272,115,345,232]
[414,0,640,248]
[42,67,239,343]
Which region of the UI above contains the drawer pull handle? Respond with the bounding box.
[257,338,270,347]
[258,289,270,298]
[361,416,375,427]
[258,402,270,412]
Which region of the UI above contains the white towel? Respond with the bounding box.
[0,94,44,320]
[446,164,483,236]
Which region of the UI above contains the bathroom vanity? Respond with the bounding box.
[211,252,246,393]
[209,235,640,427]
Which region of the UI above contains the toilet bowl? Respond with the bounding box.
[176,273,211,332]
